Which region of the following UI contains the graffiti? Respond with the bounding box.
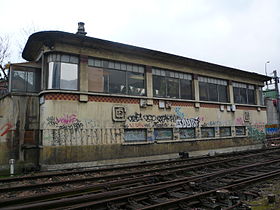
[175,107,185,118]
[127,113,142,122]
[175,117,200,128]
[0,123,13,136]
[47,114,84,130]
[56,114,77,125]
[247,123,266,142]
[126,112,181,128]
[154,129,173,140]
[126,111,201,129]
[235,117,244,126]
[43,127,123,146]
[265,124,280,136]
[124,129,146,141]
[201,120,232,127]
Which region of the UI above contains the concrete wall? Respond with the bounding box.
[265,98,280,137]
[0,95,40,174]
[265,98,279,125]
[0,96,13,170]
[39,93,267,166]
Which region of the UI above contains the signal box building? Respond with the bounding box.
[0,24,270,173]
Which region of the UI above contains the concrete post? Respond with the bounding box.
[79,55,88,92]
[255,85,260,106]
[228,80,234,104]
[146,66,153,98]
[193,74,199,101]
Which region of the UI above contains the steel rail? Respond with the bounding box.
[2,158,280,210]
[0,151,268,193]
[0,146,278,183]
[138,169,280,209]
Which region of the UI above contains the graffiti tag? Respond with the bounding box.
[175,117,200,128]
[0,123,13,136]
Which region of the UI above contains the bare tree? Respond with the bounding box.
[17,25,39,60]
[0,35,10,80]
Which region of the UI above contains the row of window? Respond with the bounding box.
[152,68,193,99]
[11,53,263,105]
[124,126,246,142]
[199,76,228,102]
[88,58,145,96]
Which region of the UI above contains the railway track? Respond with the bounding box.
[0,147,280,209]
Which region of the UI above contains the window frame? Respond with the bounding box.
[154,128,173,141]
[198,76,228,103]
[152,68,193,100]
[179,128,196,139]
[233,82,256,105]
[47,53,79,91]
[88,57,146,96]
[201,127,215,138]
[124,129,147,142]
[220,127,232,137]
[235,126,246,136]
[11,67,41,93]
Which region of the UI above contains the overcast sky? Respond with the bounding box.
[1,0,279,77]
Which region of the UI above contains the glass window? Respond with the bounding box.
[60,63,78,90]
[153,75,166,97]
[167,78,179,98]
[152,68,192,99]
[218,85,228,102]
[108,69,126,94]
[240,88,247,104]
[248,89,255,104]
[209,83,218,101]
[220,127,231,137]
[128,72,145,96]
[11,68,40,93]
[47,54,79,90]
[199,82,208,101]
[88,58,145,96]
[236,126,246,136]
[180,128,195,139]
[199,76,228,102]
[124,129,147,142]
[201,127,215,138]
[233,82,256,105]
[154,128,173,140]
[180,79,192,99]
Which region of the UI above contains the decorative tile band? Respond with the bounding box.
[44,93,140,104]
[43,93,266,110]
[88,95,139,104]
[45,94,79,101]
[236,106,261,111]
[153,100,194,107]
[200,103,220,108]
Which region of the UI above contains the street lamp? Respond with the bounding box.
[265,61,270,76]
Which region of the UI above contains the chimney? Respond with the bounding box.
[76,22,87,35]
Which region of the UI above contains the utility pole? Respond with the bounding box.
[273,70,280,124]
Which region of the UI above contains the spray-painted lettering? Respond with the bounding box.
[175,117,200,128]
[0,123,13,136]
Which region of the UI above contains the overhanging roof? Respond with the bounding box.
[22,31,271,83]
